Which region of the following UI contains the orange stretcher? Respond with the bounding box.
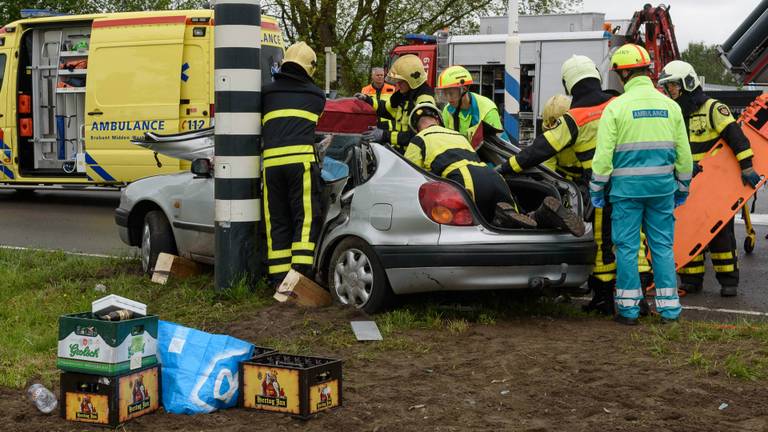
[673,94,768,270]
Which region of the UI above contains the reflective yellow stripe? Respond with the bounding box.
[263,154,315,168]
[509,156,523,173]
[262,109,319,124]
[714,264,736,273]
[269,263,292,274]
[264,168,275,258]
[457,166,475,200]
[692,153,706,162]
[292,242,315,251]
[263,145,315,158]
[592,263,616,273]
[710,251,734,260]
[688,254,704,263]
[390,131,398,145]
[592,273,616,282]
[268,249,291,259]
[301,162,313,244]
[441,160,485,177]
[291,255,314,265]
[678,266,705,274]
[581,159,593,169]
[736,149,754,161]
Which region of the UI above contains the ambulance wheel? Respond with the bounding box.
[328,237,393,314]
[744,235,756,254]
[141,210,177,274]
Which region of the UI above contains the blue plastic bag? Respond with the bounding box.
[157,320,254,414]
[321,156,349,182]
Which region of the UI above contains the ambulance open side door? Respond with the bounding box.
[84,15,187,183]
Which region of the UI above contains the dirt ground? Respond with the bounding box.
[3,303,768,432]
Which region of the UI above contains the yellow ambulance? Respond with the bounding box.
[0,10,284,185]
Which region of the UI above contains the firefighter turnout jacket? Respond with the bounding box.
[261,64,326,280]
[373,83,436,152]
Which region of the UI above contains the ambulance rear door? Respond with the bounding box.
[85,15,187,183]
[0,46,12,180]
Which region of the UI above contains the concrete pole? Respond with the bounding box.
[213,0,263,290]
[504,0,521,145]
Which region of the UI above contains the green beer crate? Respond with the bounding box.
[57,312,158,376]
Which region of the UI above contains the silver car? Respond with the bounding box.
[116,130,594,313]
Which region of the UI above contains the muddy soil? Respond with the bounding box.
[3,304,767,432]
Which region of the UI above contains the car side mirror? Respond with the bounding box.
[191,158,212,178]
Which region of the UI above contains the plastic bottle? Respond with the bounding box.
[27,383,57,414]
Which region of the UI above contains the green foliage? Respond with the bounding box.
[682,42,740,87]
[519,0,583,15]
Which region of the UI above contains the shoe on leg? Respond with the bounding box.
[720,285,737,297]
[493,202,538,229]
[582,278,615,316]
[680,283,703,294]
[531,196,585,237]
[613,315,639,326]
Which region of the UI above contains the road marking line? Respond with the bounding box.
[735,213,768,225]
[0,245,131,259]
[574,296,768,317]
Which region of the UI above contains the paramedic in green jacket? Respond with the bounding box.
[590,44,693,325]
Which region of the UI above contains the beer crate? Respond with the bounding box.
[60,364,160,427]
[57,312,158,376]
[240,353,342,418]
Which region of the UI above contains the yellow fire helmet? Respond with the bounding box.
[409,101,443,131]
[388,54,427,89]
[541,94,572,130]
[658,60,701,92]
[561,55,601,95]
[610,43,651,71]
[436,65,474,89]
[283,41,317,76]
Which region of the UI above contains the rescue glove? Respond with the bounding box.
[496,161,513,175]
[674,191,688,208]
[354,93,373,106]
[741,167,761,188]
[590,194,605,209]
[362,126,386,143]
[692,162,703,178]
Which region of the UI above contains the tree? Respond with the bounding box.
[519,0,582,15]
[681,42,740,87]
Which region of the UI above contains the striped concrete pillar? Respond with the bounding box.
[214,0,263,290]
[504,0,521,145]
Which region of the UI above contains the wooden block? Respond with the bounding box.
[151,253,200,285]
[273,269,332,307]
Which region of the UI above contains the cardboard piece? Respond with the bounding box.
[92,294,147,317]
[273,270,332,307]
[151,253,201,285]
[350,321,383,341]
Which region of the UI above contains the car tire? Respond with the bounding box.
[141,210,177,274]
[327,237,393,314]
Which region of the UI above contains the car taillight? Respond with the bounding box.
[418,181,476,226]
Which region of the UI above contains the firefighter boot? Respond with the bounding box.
[531,196,585,237]
[493,202,538,229]
[680,282,703,294]
[582,277,614,316]
[720,285,738,297]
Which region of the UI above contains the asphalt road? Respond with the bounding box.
[0,188,766,318]
[0,189,133,256]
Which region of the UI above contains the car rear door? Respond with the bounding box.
[85,15,187,182]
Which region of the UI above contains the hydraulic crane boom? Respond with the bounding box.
[624,3,681,83]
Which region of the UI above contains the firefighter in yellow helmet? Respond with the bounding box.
[498,55,653,316]
[590,44,692,325]
[659,60,760,297]
[436,65,503,146]
[355,54,435,153]
[261,42,326,287]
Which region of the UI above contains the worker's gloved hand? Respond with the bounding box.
[354,93,373,105]
[362,126,386,143]
[591,194,605,209]
[692,162,703,178]
[741,166,761,188]
[674,191,688,208]
[496,161,513,175]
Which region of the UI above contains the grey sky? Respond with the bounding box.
[581,0,763,50]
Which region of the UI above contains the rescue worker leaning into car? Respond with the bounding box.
[658,60,761,298]
[405,102,585,236]
[261,42,326,288]
[435,65,503,145]
[498,55,652,316]
[590,44,693,326]
[355,54,435,153]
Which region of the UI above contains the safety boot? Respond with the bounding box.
[493,202,538,229]
[531,196,585,237]
[680,282,703,294]
[582,279,614,316]
[720,285,738,297]
[613,315,639,326]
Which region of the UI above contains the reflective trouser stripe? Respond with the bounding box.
[679,265,705,274]
[656,287,677,297]
[714,264,736,273]
[301,162,313,245]
[656,298,680,309]
[263,154,316,168]
[263,144,315,158]
[292,242,315,251]
[711,251,734,260]
[269,263,292,274]
[457,165,475,200]
[291,255,314,265]
[268,249,291,259]
[616,288,643,298]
